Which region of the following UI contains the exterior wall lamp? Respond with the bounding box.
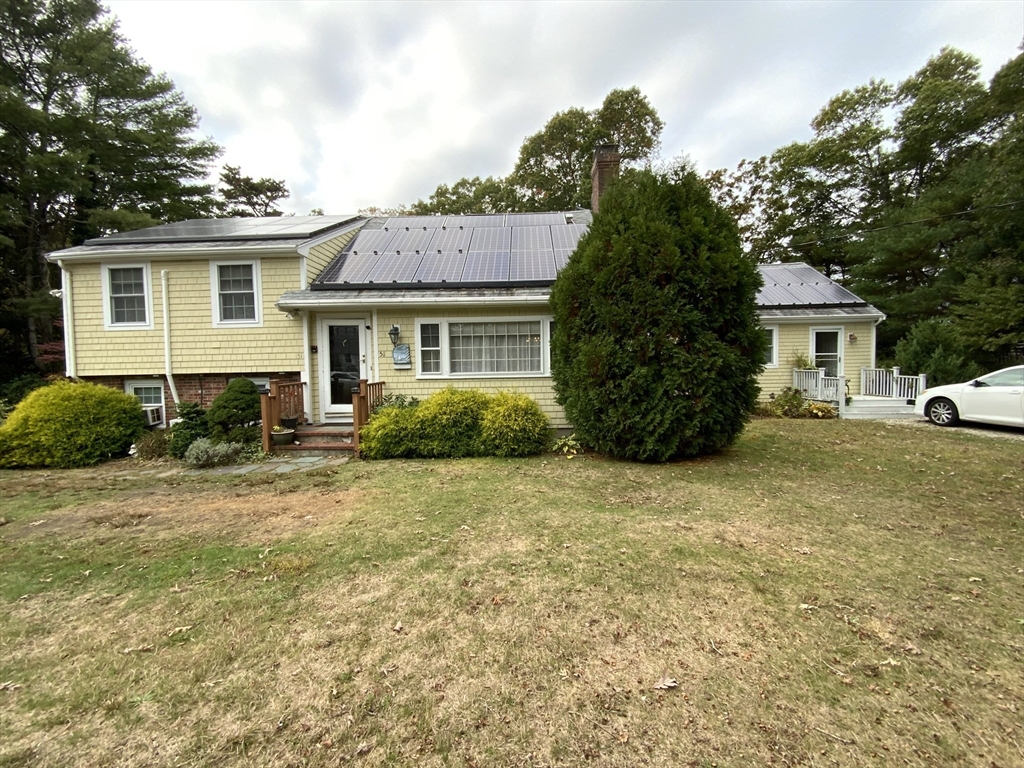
[388,325,401,346]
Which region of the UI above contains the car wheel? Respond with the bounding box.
[926,398,959,427]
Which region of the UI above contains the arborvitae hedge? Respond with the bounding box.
[206,378,261,443]
[550,168,766,462]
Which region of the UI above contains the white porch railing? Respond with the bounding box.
[793,369,843,403]
[861,367,927,400]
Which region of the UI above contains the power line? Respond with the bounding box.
[788,199,1024,249]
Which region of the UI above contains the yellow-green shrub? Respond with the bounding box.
[0,381,145,468]
[479,392,550,457]
[358,404,419,459]
[414,388,490,458]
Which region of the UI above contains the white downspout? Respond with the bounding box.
[371,308,380,381]
[161,270,180,404]
[57,260,76,378]
[302,314,312,422]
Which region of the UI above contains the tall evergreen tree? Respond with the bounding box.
[550,168,765,462]
[0,0,222,376]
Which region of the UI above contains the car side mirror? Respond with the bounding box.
[970,380,982,387]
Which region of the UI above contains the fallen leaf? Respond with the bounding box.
[0,681,24,691]
[652,676,679,690]
[393,621,403,633]
[167,625,193,637]
[121,644,154,654]
[879,658,901,666]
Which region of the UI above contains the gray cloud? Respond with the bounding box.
[107,0,1022,212]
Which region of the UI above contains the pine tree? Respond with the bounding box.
[550,168,765,462]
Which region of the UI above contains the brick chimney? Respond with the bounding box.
[590,143,620,213]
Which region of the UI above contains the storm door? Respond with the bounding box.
[812,329,842,377]
[318,318,369,421]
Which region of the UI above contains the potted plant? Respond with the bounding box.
[271,425,295,446]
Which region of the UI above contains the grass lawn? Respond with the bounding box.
[1,419,1022,767]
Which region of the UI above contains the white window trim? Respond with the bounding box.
[210,260,263,328]
[230,375,271,392]
[762,325,779,368]
[102,263,153,331]
[415,316,552,379]
[125,379,165,427]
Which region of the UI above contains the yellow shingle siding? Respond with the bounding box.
[758,319,877,398]
[70,257,304,377]
[308,305,567,428]
[377,307,567,427]
[305,230,358,284]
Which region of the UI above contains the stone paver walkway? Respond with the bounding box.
[176,455,350,476]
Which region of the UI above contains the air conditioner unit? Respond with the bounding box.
[143,406,164,426]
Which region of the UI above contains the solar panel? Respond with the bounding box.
[469,227,511,252]
[444,215,506,228]
[366,252,424,283]
[510,250,556,281]
[463,252,510,282]
[385,228,434,254]
[90,215,360,245]
[426,228,472,253]
[331,251,383,284]
[383,216,444,230]
[348,229,397,255]
[553,249,574,271]
[505,213,567,227]
[550,223,587,251]
[511,226,553,251]
[413,252,468,283]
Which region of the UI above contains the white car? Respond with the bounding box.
[913,365,1024,427]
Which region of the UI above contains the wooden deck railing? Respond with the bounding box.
[351,379,386,456]
[861,367,926,400]
[793,368,844,403]
[260,380,305,453]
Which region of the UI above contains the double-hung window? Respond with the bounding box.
[211,261,261,326]
[762,326,779,368]
[417,318,549,377]
[103,264,152,330]
[125,380,165,426]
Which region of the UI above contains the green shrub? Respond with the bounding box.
[207,378,261,442]
[168,401,210,459]
[1,373,47,404]
[0,380,145,468]
[770,387,805,418]
[414,388,490,458]
[358,404,420,459]
[479,392,550,457]
[550,167,765,462]
[135,429,170,459]
[895,318,984,386]
[183,438,243,468]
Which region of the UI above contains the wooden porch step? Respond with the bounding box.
[273,442,355,456]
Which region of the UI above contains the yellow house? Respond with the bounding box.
[47,208,889,429]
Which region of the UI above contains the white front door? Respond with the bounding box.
[318,318,369,421]
[811,328,843,377]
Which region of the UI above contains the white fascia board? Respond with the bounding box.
[277,294,553,310]
[295,219,367,257]
[47,243,299,264]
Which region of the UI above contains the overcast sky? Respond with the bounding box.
[105,0,1022,215]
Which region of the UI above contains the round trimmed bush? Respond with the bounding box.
[0,380,146,468]
[550,167,766,462]
[479,392,550,457]
[207,378,261,443]
[414,387,490,458]
[358,404,419,459]
[168,401,210,458]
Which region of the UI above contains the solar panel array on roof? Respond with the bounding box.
[383,216,444,230]
[88,215,360,245]
[315,211,592,287]
[427,228,472,253]
[444,215,506,228]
